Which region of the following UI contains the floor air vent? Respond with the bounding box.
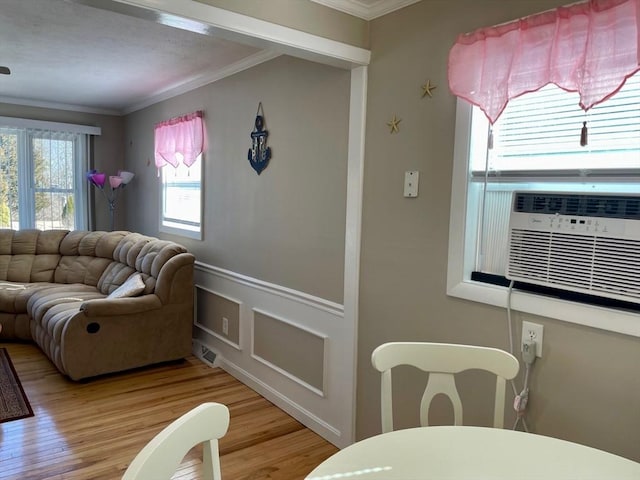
[192,340,219,367]
[201,347,217,365]
[507,192,640,304]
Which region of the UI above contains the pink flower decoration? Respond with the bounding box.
[109,176,123,189]
[89,173,106,188]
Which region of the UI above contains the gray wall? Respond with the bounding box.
[0,103,125,231]
[358,0,640,462]
[124,55,350,304]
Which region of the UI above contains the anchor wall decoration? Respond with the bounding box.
[248,102,272,175]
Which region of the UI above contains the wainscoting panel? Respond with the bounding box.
[195,286,241,348]
[253,309,327,394]
[193,261,352,448]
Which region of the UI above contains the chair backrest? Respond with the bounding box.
[371,342,519,433]
[122,402,230,480]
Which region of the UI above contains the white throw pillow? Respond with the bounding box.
[107,273,145,299]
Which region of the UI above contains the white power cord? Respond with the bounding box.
[506,280,536,433]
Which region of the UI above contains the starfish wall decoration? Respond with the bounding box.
[384,78,436,136]
[421,79,437,98]
[387,115,401,134]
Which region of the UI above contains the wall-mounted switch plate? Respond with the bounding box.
[404,171,419,197]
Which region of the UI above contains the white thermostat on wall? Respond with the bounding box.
[404,171,419,198]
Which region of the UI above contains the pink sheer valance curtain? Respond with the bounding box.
[154,111,205,169]
[448,0,640,124]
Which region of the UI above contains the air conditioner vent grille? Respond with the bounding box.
[508,229,640,302]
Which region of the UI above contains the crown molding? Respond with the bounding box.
[310,0,421,20]
[0,96,121,116]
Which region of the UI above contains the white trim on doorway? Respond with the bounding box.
[108,0,369,447]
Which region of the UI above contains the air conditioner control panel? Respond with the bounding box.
[517,213,626,236]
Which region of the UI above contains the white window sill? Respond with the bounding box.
[159,223,202,240]
[447,279,640,338]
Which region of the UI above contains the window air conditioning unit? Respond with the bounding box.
[506,192,640,304]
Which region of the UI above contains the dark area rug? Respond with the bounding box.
[0,348,34,423]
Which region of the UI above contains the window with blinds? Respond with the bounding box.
[471,73,640,177]
[468,72,640,281]
[0,124,89,230]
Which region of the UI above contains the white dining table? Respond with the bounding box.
[306,426,640,479]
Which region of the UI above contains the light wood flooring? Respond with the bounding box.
[0,342,338,479]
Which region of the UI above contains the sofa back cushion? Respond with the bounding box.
[97,233,151,294]
[96,233,187,296]
[0,229,68,282]
[55,231,128,286]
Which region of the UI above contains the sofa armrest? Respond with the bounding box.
[79,294,162,317]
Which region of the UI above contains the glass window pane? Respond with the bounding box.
[32,133,75,190]
[161,155,202,234]
[31,132,77,230]
[34,191,76,230]
[0,130,19,228]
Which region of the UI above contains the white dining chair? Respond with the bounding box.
[122,402,230,480]
[371,342,519,432]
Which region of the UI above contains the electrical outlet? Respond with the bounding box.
[521,321,544,357]
[222,317,229,336]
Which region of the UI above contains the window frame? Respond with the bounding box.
[0,116,96,231]
[447,98,640,338]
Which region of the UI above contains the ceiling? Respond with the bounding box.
[0,0,417,116]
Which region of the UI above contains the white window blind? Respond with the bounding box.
[472,73,640,176]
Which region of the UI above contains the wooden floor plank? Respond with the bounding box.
[0,342,338,479]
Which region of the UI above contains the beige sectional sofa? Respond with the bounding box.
[0,229,195,380]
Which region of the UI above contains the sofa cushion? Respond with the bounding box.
[0,230,68,283]
[107,274,145,299]
[97,234,151,295]
[133,241,188,294]
[8,230,39,255]
[30,254,62,282]
[55,231,129,287]
[37,230,69,255]
[32,301,86,346]
[5,255,36,283]
[30,301,90,374]
[0,229,14,255]
[0,312,31,340]
[55,256,113,287]
[97,262,136,294]
[0,230,37,282]
[113,233,152,267]
[59,230,126,257]
[136,241,187,278]
[0,282,53,313]
[27,284,105,324]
